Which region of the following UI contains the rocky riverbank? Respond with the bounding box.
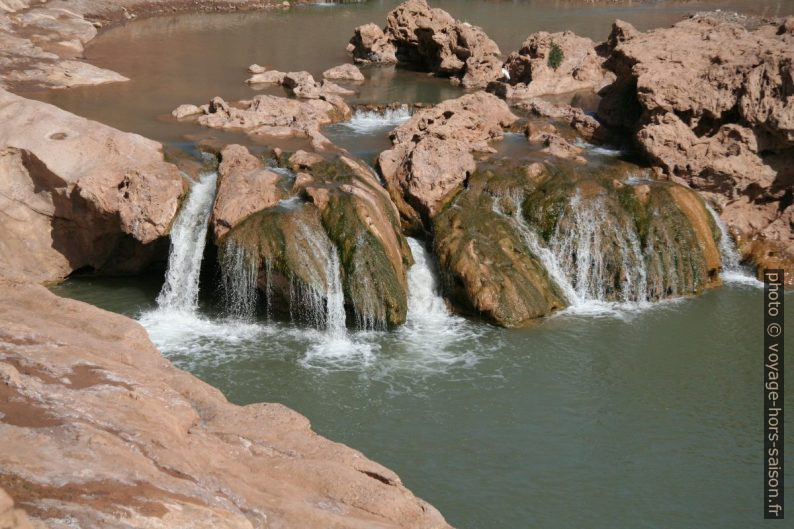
[1,0,792,526]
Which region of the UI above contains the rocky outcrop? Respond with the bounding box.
[597,14,794,281]
[347,23,397,64]
[323,63,365,82]
[378,91,517,232]
[348,0,503,88]
[179,93,350,150]
[503,30,613,98]
[0,88,184,283]
[223,155,413,328]
[211,144,282,240]
[0,278,450,528]
[513,97,610,143]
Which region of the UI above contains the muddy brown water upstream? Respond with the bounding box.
[39,1,794,528]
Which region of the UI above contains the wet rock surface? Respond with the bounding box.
[0,278,450,529]
[597,14,794,280]
[223,154,413,328]
[0,88,184,283]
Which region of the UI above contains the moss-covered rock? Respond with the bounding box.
[220,154,411,328]
[432,165,566,327]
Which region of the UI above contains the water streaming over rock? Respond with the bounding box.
[219,239,260,319]
[492,189,652,311]
[342,106,412,134]
[289,221,347,335]
[705,204,762,286]
[156,172,217,311]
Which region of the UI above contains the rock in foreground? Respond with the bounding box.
[0,88,184,283]
[0,279,450,529]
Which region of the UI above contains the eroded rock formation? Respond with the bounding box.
[348,0,503,88]
[0,278,450,529]
[503,30,614,98]
[211,144,283,240]
[180,93,350,150]
[378,91,517,232]
[0,88,185,283]
[597,14,794,282]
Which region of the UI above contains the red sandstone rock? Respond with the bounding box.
[0,88,184,283]
[0,278,452,529]
[212,144,282,240]
[378,91,516,230]
[503,30,613,97]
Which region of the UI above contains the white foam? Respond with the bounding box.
[342,107,411,134]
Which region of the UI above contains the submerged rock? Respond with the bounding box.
[378,91,517,232]
[349,0,503,88]
[221,155,412,328]
[597,14,794,279]
[0,88,184,283]
[0,278,450,529]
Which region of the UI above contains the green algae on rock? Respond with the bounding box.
[220,154,412,328]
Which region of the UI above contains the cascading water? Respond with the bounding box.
[290,222,347,335]
[492,191,580,305]
[156,172,217,311]
[219,239,259,319]
[705,204,761,286]
[492,190,651,312]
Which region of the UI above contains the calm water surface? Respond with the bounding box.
[40,1,794,528]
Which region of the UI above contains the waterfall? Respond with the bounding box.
[491,190,580,305]
[705,204,761,286]
[405,237,453,325]
[549,193,648,304]
[492,190,650,310]
[219,239,259,319]
[289,222,347,334]
[156,172,217,311]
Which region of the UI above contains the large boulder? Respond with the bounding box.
[503,30,613,98]
[222,155,413,328]
[349,0,503,88]
[378,91,517,232]
[0,89,184,283]
[432,160,723,326]
[597,14,794,282]
[211,144,283,240]
[0,278,451,528]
